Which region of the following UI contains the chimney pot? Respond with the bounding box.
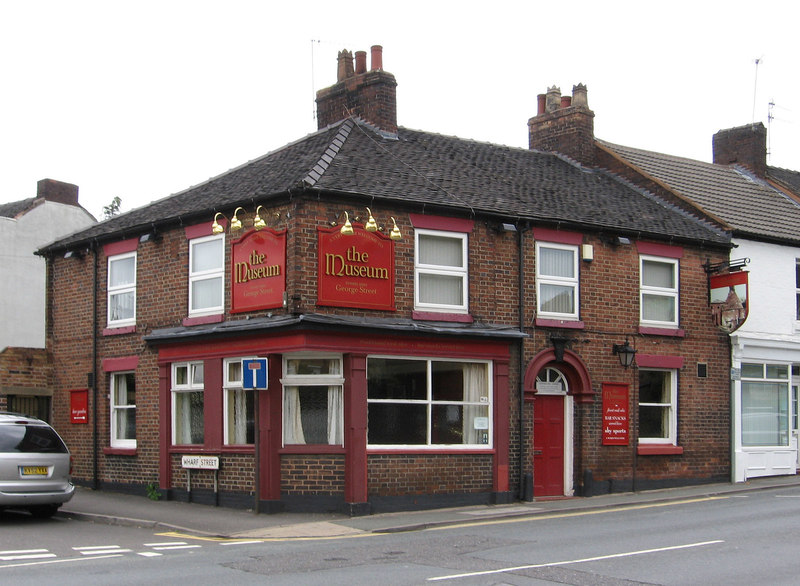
[571,83,588,108]
[355,51,367,74]
[537,94,546,115]
[337,49,354,81]
[561,96,572,108]
[370,45,383,70]
[545,85,561,113]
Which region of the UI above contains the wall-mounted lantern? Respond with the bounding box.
[612,339,637,368]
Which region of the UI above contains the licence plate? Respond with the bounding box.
[21,466,48,476]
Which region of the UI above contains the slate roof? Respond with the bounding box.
[0,197,38,219]
[768,166,800,199]
[40,118,729,253]
[601,140,800,245]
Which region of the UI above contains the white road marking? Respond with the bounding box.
[137,551,163,557]
[428,540,725,581]
[0,554,122,569]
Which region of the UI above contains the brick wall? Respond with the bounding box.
[368,454,493,496]
[281,455,345,495]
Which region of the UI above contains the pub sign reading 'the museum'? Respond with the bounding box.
[231,229,287,313]
[317,224,395,311]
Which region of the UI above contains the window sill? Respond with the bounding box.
[103,325,136,336]
[279,445,346,455]
[637,444,683,455]
[368,447,495,454]
[103,447,137,456]
[183,314,224,326]
[638,326,685,337]
[535,318,585,329]
[412,311,473,323]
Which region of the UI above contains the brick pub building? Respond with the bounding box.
[41,47,733,514]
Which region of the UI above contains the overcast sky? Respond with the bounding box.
[2,1,797,219]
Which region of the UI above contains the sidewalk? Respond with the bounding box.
[58,474,800,540]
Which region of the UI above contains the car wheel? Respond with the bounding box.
[29,505,59,519]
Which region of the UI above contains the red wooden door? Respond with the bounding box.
[533,394,565,496]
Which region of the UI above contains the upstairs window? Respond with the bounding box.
[640,256,679,327]
[189,234,224,316]
[107,252,136,326]
[536,242,579,319]
[795,260,800,320]
[415,229,468,314]
[172,362,204,445]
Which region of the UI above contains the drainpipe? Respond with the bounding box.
[517,224,528,501]
[91,241,99,490]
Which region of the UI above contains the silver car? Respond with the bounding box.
[0,412,74,518]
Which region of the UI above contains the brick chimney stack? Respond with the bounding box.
[528,84,596,166]
[316,45,398,134]
[36,178,79,206]
[712,123,767,177]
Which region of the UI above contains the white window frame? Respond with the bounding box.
[414,229,468,314]
[223,357,255,446]
[107,252,137,327]
[366,356,493,450]
[536,242,579,320]
[280,354,344,447]
[171,361,205,445]
[638,368,677,445]
[189,233,224,317]
[640,255,679,327]
[741,362,790,447]
[110,371,136,449]
[795,259,800,321]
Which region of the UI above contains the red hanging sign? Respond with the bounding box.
[231,229,286,313]
[602,383,629,445]
[317,224,395,310]
[710,271,748,333]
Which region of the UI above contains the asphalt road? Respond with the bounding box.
[3,484,800,584]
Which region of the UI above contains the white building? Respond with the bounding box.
[604,123,800,482]
[0,179,95,417]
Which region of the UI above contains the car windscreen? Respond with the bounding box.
[0,425,69,453]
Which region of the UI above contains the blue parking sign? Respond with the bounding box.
[243,358,268,389]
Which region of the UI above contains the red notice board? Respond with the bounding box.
[70,389,88,424]
[602,383,629,445]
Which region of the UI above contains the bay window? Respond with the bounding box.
[281,356,343,446]
[640,255,679,326]
[107,252,136,326]
[223,358,255,445]
[172,362,204,445]
[536,242,579,319]
[189,234,224,316]
[415,229,468,313]
[367,357,491,447]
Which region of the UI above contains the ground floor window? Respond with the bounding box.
[281,355,343,446]
[110,372,136,448]
[223,358,255,445]
[367,357,491,447]
[741,362,789,447]
[638,369,677,444]
[172,362,204,445]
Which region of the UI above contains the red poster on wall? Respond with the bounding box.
[70,389,88,424]
[602,383,629,445]
[231,229,287,313]
[317,224,395,310]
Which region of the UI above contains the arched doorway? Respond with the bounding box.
[533,367,573,496]
[524,349,592,498]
